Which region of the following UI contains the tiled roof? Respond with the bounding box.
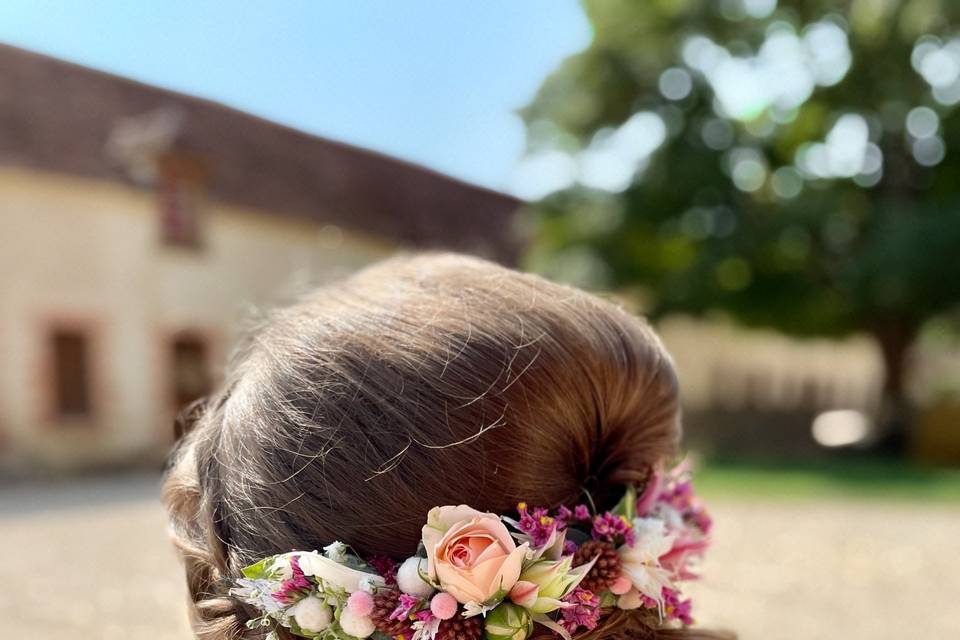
[0,44,522,262]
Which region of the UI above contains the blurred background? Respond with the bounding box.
[1,1,959,638]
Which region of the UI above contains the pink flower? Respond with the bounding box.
[592,512,635,546]
[555,504,591,528]
[422,505,529,604]
[275,556,311,604]
[659,538,709,581]
[367,555,398,585]
[413,609,435,623]
[692,508,713,535]
[347,591,375,617]
[390,593,421,621]
[663,588,693,625]
[558,588,600,634]
[654,465,712,536]
[635,467,664,517]
[516,503,557,548]
[430,592,459,620]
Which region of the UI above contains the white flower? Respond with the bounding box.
[296,552,385,593]
[358,575,379,593]
[462,600,497,618]
[618,518,677,606]
[630,518,677,560]
[650,503,685,532]
[289,596,332,633]
[270,557,294,581]
[339,608,376,638]
[412,616,442,640]
[396,556,436,598]
[324,541,349,563]
[230,578,285,614]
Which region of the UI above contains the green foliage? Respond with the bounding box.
[242,556,278,580]
[485,603,534,640]
[524,0,960,349]
[696,456,960,501]
[611,484,637,522]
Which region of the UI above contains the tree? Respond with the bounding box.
[522,0,960,444]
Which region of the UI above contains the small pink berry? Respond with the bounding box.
[430,592,458,620]
[609,575,632,595]
[347,591,374,617]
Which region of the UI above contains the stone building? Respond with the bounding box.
[0,44,521,473]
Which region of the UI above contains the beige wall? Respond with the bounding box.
[0,167,392,471]
[658,316,884,412]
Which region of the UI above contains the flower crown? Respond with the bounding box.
[231,463,711,640]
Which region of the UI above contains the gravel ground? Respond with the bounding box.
[2,474,958,639]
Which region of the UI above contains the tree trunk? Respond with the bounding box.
[871,321,919,453]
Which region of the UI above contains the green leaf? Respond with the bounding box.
[599,591,618,608]
[611,485,636,522]
[241,555,278,580]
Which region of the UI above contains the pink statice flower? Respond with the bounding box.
[559,588,601,634]
[637,588,693,625]
[367,555,399,585]
[663,588,693,625]
[562,539,578,556]
[413,608,435,623]
[657,468,712,536]
[390,593,421,621]
[555,504,591,527]
[517,502,559,548]
[274,556,311,604]
[591,512,635,546]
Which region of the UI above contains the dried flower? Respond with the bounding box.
[516,502,558,548]
[663,588,693,625]
[367,555,399,585]
[558,588,600,634]
[591,512,635,547]
[390,593,422,621]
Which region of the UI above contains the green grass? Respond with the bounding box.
[694,457,960,502]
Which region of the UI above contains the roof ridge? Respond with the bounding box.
[0,42,517,203]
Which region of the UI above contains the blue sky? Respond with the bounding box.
[0,1,589,195]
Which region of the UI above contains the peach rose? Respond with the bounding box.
[422,505,529,604]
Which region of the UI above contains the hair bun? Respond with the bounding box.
[163,254,684,639]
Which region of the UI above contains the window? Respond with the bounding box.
[52,330,92,418]
[172,336,212,411]
[159,173,202,247]
[157,153,206,248]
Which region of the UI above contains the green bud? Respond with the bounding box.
[519,557,572,599]
[484,603,533,640]
[518,555,596,614]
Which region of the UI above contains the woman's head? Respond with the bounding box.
[163,253,688,639]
